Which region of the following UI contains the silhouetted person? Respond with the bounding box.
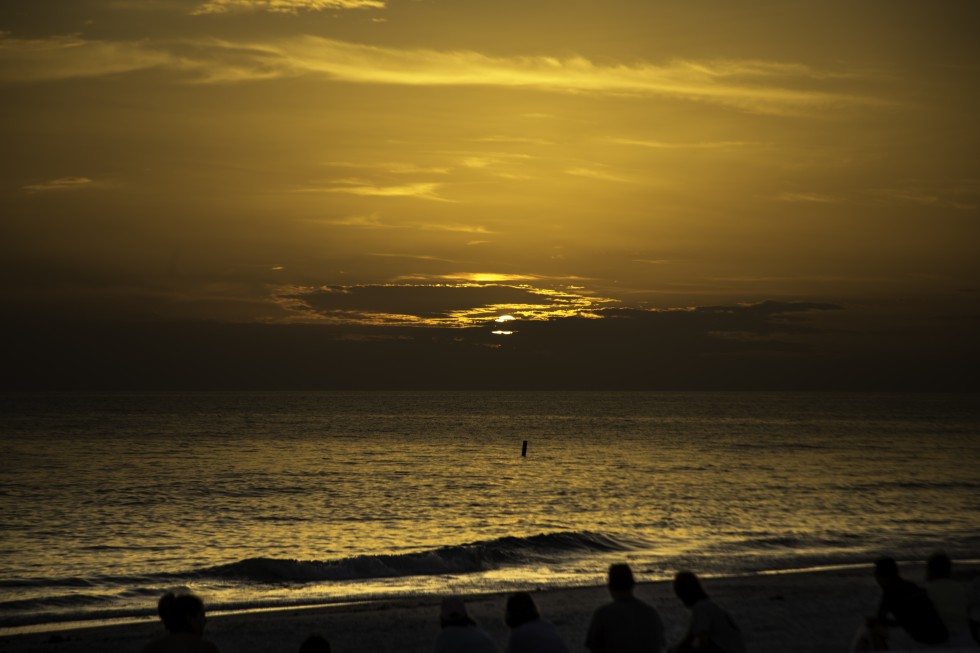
[505,591,569,653]
[853,556,947,651]
[925,552,972,647]
[433,596,497,653]
[143,591,220,653]
[670,571,745,653]
[586,563,665,653]
[299,634,331,653]
[969,576,980,645]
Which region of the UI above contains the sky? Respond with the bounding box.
[2,0,979,390]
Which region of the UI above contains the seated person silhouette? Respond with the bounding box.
[433,596,497,653]
[298,634,331,653]
[853,556,947,651]
[586,563,665,653]
[505,591,569,653]
[143,591,220,653]
[924,552,972,647]
[670,571,745,653]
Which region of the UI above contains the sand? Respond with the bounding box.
[2,565,977,653]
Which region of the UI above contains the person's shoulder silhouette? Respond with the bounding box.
[586,563,665,653]
[299,633,331,653]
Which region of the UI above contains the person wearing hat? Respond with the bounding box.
[433,595,498,653]
[586,563,665,653]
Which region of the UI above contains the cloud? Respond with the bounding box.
[275,282,609,325]
[262,39,876,115]
[299,179,453,202]
[371,254,459,264]
[0,34,881,115]
[436,273,542,283]
[318,214,492,234]
[13,298,975,391]
[343,217,490,234]
[472,135,553,145]
[611,139,759,149]
[564,167,633,183]
[191,0,384,14]
[868,180,979,211]
[321,161,452,175]
[776,192,843,203]
[24,177,97,192]
[0,35,175,83]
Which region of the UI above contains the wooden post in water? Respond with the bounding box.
[521,440,528,457]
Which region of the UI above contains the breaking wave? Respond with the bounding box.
[198,531,632,583]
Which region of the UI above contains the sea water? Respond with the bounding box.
[1,391,978,629]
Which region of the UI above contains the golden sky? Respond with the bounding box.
[2,1,979,389]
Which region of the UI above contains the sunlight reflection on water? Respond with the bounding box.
[1,391,978,625]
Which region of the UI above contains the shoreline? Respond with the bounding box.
[2,563,976,653]
[0,561,900,635]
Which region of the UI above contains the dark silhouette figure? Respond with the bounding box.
[143,591,220,653]
[970,575,980,645]
[586,563,665,652]
[298,634,331,653]
[505,591,569,653]
[925,552,972,647]
[853,556,947,651]
[433,596,497,653]
[670,571,745,653]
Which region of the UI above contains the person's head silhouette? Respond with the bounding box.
[607,563,636,599]
[157,591,207,636]
[505,592,540,628]
[673,571,709,607]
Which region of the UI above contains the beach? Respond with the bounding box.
[3,564,977,653]
[3,392,978,651]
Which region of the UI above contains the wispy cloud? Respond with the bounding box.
[24,176,98,192]
[776,191,843,203]
[564,167,633,183]
[320,213,491,234]
[191,0,385,14]
[323,161,452,175]
[262,39,876,115]
[437,273,540,283]
[612,139,759,149]
[869,180,979,211]
[472,135,553,146]
[0,35,174,83]
[370,253,457,263]
[0,34,881,115]
[299,179,453,202]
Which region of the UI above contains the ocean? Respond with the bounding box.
[1,391,978,631]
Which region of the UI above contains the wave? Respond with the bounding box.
[198,531,632,583]
[0,531,630,593]
[0,593,116,613]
